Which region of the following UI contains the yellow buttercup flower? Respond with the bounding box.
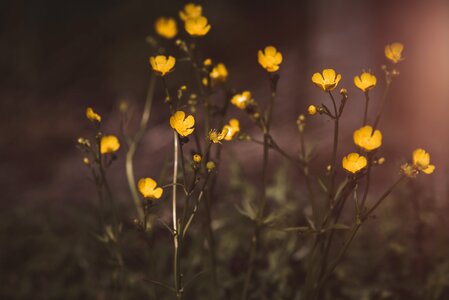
[149,55,176,76]
[193,154,202,163]
[209,128,228,144]
[210,63,228,83]
[412,148,435,174]
[138,177,163,199]
[311,69,342,91]
[353,125,382,151]
[100,135,120,154]
[86,107,101,122]
[185,16,211,36]
[258,46,283,72]
[308,105,317,115]
[206,161,216,171]
[179,3,202,21]
[223,118,240,141]
[342,153,367,174]
[385,42,404,63]
[231,91,252,110]
[155,17,177,39]
[354,72,377,92]
[203,58,212,66]
[170,111,195,137]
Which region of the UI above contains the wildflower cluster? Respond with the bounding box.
[77,4,436,299]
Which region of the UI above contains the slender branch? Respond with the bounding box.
[125,73,156,223]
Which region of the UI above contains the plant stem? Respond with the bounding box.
[125,73,156,223]
[373,78,391,130]
[328,91,340,205]
[172,131,182,299]
[241,74,277,300]
[363,91,369,126]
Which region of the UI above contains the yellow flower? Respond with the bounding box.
[311,69,342,91]
[308,105,317,115]
[185,16,211,36]
[149,55,176,76]
[385,42,404,63]
[342,153,367,174]
[354,72,377,92]
[179,3,202,21]
[209,128,228,144]
[412,148,435,174]
[210,63,228,83]
[401,163,418,178]
[203,58,212,66]
[258,46,283,72]
[170,111,195,137]
[86,107,101,122]
[206,161,216,171]
[138,177,163,199]
[100,135,120,154]
[223,118,240,141]
[353,125,382,151]
[193,154,202,163]
[154,17,177,39]
[231,91,252,110]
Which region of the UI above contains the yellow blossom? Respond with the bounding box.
[258,46,283,72]
[154,17,178,39]
[179,3,202,21]
[193,154,202,163]
[185,16,211,36]
[308,105,317,115]
[149,55,176,76]
[385,42,404,63]
[138,177,163,199]
[206,161,216,171]
[231,91,252,110]
[311,69,342,91]
[342,153,367,174]
[86,107,101,122]
[100,135,120,154]
[401,163,418,178]
[354,72,377,92]
[203,58,212,66]
[412,148,435,174]
[223,119,240,141]
[353,125,382,151]
[170,111,195,137]
[209,128,228,144]
[210,63,228,83]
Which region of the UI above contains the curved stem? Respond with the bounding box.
[125,74,156,223]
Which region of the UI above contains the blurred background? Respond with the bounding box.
[1,0,449,299]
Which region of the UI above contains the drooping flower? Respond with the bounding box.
[209,128,228,144]
[86,107,101,122]
[353,125,382,151]
[231,91,252,110]
[138,177,163,199]
[311,69,342,91]
[149,55,176,76]
[258,46,283,72]
[308,105,317,115]
[412,148,435,174]
[155,17,178,39]
[342,153,367,174]
[100,135,120,154]
[185,16,211,36]
[354,72,377,92]
[210,63,228,83]
[170,111,195,137]
[179,3,202,21]
[385,42,404,63]
[223,118,240,141]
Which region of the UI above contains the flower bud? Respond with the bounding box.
[308,105,317,116]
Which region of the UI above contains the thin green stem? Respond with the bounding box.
[363,91,369,126]
[328,91,340,205]
[125,74,156,223]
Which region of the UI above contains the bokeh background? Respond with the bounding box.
[1,0,449,299]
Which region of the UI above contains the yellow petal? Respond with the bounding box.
[422,164,435,174]
[322,69,336,82]
[153,187,163,199]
